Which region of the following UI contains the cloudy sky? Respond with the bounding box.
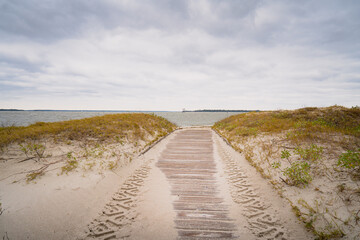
[0,0,359,111]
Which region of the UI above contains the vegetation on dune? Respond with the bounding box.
[214,106,360,142]
[213,106,360,239]
[0,113,176,149]
[338,149,360,171]
[1,113,176,182]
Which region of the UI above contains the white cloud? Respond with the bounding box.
[0,0,359,110]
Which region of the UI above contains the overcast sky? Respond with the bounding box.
[0,0,359,111]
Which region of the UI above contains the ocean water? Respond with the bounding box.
[0,111,243,127]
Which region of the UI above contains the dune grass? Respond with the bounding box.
[214,105,360,147]
[0,113,176,150]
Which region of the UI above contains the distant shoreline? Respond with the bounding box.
[0,109,170,112]
[183,109,260,113]
[0,109,24,111]
[0,109,260,113]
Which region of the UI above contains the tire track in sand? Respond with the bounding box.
[215,136,288,240]
[83,160,153,240]
[157,129,237,239]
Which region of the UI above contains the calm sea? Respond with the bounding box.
[0,111,243,127]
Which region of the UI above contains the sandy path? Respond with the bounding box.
[83,127,312,239]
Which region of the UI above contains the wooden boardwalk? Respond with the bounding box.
[157,129,237,239]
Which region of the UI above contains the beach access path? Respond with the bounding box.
[83,127,312,240]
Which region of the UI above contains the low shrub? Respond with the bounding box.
[274,149,313,187]
[282,161,312,187]
[61,152,78,174]
[19,142,46,160]
[294,144,323,162]
[337,149,360,173]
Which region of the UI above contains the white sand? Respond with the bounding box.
[0,146,147,239]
